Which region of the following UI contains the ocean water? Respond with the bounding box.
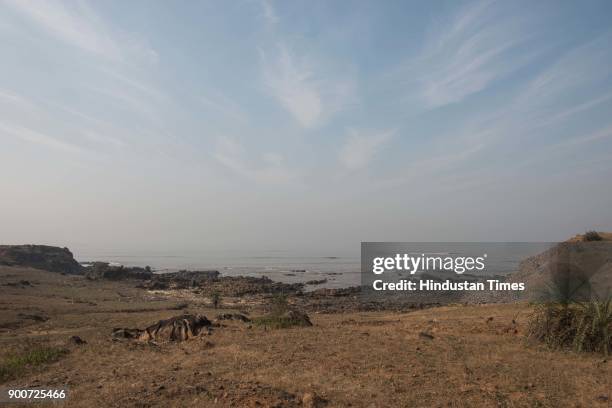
[72,243,554,290]
[73,249,361,289]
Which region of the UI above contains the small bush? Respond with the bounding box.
[584,231,603,241]
[0,346,67,383]
[527,297,611,355]
[211,291,221,309]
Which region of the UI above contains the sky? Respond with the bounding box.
[1,0,612,255]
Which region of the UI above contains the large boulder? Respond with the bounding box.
[0,245,82,274]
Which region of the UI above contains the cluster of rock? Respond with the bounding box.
[140,270,220,289]
[140,273,304,296]
[0,245,82,274]
[195,276,304,297]
[84,262,154,281]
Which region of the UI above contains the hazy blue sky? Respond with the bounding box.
[1,0,611,254]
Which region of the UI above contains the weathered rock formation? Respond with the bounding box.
[112,314,212,342]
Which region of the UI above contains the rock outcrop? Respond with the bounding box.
[0,245,82,274]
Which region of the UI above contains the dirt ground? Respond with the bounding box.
[0,266,610,407]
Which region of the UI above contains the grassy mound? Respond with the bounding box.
[528,298,611,355]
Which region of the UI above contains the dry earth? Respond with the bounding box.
[0,266,610,407]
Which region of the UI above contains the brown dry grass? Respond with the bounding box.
[1,266,610,407]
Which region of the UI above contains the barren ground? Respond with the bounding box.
[0,266,610,407]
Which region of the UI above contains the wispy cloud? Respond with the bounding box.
[397,1,538,108]
[518,32,612,105]
[1,89,130,152]
[5,0,120,59]
[261,46,321,127]
[261,45,355,128]
[338,129,393,171]
[0,121,85,153]
[533,91,612,130]
[214,136,293,184]
[4,0,157,63]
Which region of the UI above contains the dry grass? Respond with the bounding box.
[1,266,611,407]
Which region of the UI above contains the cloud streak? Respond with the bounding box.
[4,0,158,63]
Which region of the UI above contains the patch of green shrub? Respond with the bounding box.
[0,346,68,383]
[528,297,611,355]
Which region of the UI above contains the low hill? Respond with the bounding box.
[0,245,82,274]
[509,234,612,301]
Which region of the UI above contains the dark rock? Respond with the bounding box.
[0,245,82,274]
[17,313,48,322]
[69,335,87,345]
[305,279,328,285]
[419,331,434,340]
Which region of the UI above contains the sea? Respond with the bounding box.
[72,243,554,290]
